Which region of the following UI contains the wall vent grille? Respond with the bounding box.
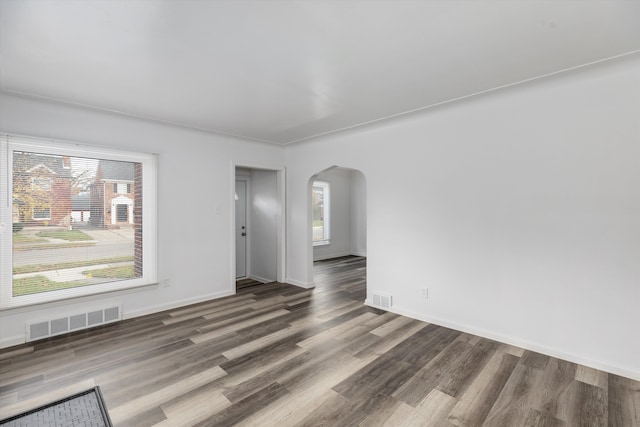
[372,292,393,309]
[26,306,121,342]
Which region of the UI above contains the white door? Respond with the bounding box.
[235,180,247,278]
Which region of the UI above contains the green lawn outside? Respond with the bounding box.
[36,230,93,241]
[13,263,135,297]
[13,275,89,297]
[13,256,135,275]
[83,264,136,279]
[12,234,48,244]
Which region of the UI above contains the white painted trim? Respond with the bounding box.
[232,162,287,289]
[235,176,250,280]
[1,134,158,309]
[249,275,273,284]
[313,251,353,261]
[229,162,238,295]
[0,289,236,349]
[125,289,235,319]
[276,168,286,283]
[110,195,134,225]
[365,300,640,381]
[0,334,26,349]
[285,278,315,289]
[350,251,367,257]
[27,164,56,175]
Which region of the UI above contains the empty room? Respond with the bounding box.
[0,1,638,426]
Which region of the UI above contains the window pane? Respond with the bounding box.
[312,181,329,243]
[33,207,51,220]
[12,152,142,297]
[32,177,52,191]
[312,186,324,241]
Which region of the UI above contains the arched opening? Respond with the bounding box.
[307,166,367,292]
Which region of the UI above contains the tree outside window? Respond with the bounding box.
[2,137,157,309]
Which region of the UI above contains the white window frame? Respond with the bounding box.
[0,134,158,309]
[312,180,330,246]
[32,206,51,220]
[112,182,131,195]
[31,177,52,191]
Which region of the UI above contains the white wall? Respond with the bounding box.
[350,170,367,257]
[1,54,638,380]
[0,93,284,347]
[285,54,640,379]
[313,168,352,261]
[249,169,278,282]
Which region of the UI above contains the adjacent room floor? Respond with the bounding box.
[1,256,638,426]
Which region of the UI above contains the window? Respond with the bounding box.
[32,206,51,220]
[113,183,130,194]
[1,134,157,308]
[31,177,52,191]
[312,181,330,245]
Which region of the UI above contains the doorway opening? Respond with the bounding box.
[308,166,367,290]
[233,165,285,292]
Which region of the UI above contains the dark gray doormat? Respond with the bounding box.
[0,386,112,427]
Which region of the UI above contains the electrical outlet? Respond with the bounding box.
[421,288,428,299]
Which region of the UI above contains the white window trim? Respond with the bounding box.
[31,177,52,191]
[32,206,51,221]
[312,180,330,246]
[0,134,158,309]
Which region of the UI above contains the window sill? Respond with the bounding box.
[313,240,330,247]
[1,279,158,310]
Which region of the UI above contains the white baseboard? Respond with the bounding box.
[124,289,235,320]
[249,275,274,284]
[365,299,640,381]
[0,289,236,350]
[313,251,367,261]
[313,251,352,261]
[285,278,315,289]
[0,334,26,349]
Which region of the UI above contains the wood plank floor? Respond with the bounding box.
[1,256,638,426]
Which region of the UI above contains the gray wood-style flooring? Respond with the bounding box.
[1,256,638,426]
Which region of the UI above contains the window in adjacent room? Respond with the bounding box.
[312,181,330,245]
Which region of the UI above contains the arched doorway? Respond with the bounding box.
[307,166,367,289]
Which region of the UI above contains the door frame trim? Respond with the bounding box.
[230,162,286,293]
[235,176,249,280]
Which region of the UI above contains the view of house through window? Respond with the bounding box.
[12,151,142,297]
[312,181,330,245]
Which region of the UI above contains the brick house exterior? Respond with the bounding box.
[12,152,72,227]
[90,159,136,229]
[90,158,142,278]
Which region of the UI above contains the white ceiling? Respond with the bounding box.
[1,1,639,145]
